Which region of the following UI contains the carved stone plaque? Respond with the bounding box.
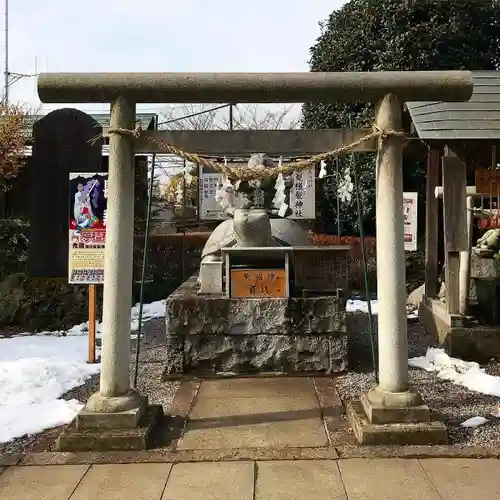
[230,268,287,298]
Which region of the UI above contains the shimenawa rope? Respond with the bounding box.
[104,124,408,181]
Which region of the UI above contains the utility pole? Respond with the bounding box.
[3,0,38,105]
[4,0,8,104]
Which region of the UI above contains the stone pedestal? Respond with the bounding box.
[56,392,164,452]
[346,387,447,445]
[164,275,348,377]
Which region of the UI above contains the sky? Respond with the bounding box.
[7,0,346,116]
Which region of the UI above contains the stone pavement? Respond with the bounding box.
[2,458,500,499]
[2,377,500,498]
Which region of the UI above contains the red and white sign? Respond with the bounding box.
[403,192,418,252]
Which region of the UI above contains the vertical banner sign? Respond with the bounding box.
[403,192,418,252]
[199,164,316,221]
[68,172,109,283]
[199,167,226,220]
[288,167,316,219]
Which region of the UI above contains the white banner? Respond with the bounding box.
[403,192,418,252]
[288,166,316,219]
[199,171,226,220]
[199,165,316,220]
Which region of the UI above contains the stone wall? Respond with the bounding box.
[164,276,349,376]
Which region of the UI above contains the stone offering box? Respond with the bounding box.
[164,245,351,377]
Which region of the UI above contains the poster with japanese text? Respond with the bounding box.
[403,192,418,252]
[68,172,108,284]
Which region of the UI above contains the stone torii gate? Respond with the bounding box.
[37,71,473,448]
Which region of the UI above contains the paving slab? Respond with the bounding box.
[70,463,172,500]
[339,458,441,500]
[180,387,327,449]
[0,465,89,500]
[179,417,327,449]
[162,462,254,500]
[255,460,347,500]
[197,377,315,399]
[420,458,500,499]
[189,394,320,419]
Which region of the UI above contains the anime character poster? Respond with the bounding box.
[68,172,108,284]
[403,192,418,252]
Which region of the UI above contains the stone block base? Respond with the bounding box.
[76,396,147,430]
[419,299,500,362]
[164,275,349,377]
[346,401,447,446]
[56,405,163,452]
[164,334,348,377]
[360,390,432,424]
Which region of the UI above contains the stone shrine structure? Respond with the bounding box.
[165,154,351,376]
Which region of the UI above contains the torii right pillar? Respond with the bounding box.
[347,94,447,445]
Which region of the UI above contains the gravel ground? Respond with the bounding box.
[342,313,500,447]
[0,318,179,455]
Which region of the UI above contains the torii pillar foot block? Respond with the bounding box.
[346,388,448,446]
[55,393,164,452]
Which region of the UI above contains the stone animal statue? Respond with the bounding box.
[199,153,311,269]
[477,228,500,253]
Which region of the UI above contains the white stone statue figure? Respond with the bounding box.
[198,153,311,275]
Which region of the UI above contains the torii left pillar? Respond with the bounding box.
[56,97,162,452]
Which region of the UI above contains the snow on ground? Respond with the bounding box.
[0,300,166,444]
[15,299,166,338]
[409,347,500,427]
[0,336,99,443]
[409,347,500,398]
[346,299,418,318]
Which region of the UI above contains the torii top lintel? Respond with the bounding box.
[37,71,473,104]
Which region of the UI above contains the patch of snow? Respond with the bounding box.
[346,299,378,315]
[409,347,500,398]
[14,299,166,338]
[461,416,488,428]
[0,336,100,443]
[0,299,166,443]
[346,299,418,319]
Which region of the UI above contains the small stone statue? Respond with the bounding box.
[475,228,500,259]
[199,153,311,271]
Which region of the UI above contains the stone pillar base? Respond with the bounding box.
[346,387,448,446]
[56,391,163,452]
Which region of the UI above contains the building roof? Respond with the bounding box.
[406,71,500,141]
[23,112,157,137]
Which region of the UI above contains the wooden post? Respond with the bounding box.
[425,148,440,298]
[88,284,97,364]
[459,196,473,316]
[442,146,468,316]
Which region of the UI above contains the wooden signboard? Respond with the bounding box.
[230,268,287,298]
[475,168,500,196]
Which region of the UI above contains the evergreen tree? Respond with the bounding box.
[303,0,500,235]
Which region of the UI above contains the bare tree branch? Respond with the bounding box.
[159,103,228,130]
[160,103,301,131]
